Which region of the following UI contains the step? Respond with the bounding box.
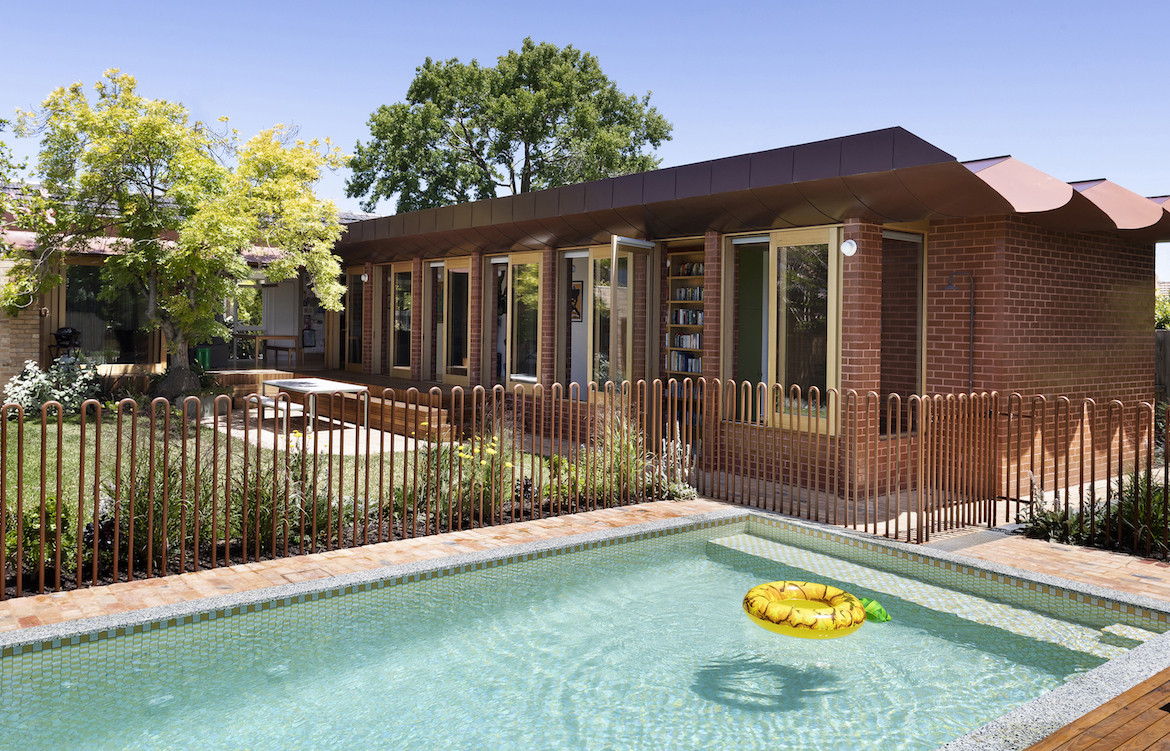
[708,532,1128,660]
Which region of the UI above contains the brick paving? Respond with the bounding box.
[0,499,727,634]
[4,501,1170,636]
[952,533,1170,603]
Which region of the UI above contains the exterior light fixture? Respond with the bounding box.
[360,273,369,283]
[839,239,858,257]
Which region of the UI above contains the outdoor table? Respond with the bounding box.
[261,377,369,433]
[232,332,303,369]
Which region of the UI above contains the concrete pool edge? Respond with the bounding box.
[0,507,752,653]
[2,507,1167,751]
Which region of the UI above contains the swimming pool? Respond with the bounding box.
[2,511,1169,750]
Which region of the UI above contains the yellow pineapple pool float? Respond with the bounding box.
[742,581,866,639]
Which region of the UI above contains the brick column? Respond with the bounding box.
[840,219,882,395]
[701,230,721,382]
[539,247,557,388]
[468,249,484,388]
[361,261,374,374]
[632,252,647,383]
[410,257,423,381]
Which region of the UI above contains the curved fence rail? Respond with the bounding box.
[0,379,1161,599]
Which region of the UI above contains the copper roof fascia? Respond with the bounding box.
[1068,180,1166,231]
[795,177,889,224]
[894,161,1019,217]
[335,126,957,253]
[964,157,1075,213]
[1118,196,1170,243]
[841,171,934,222]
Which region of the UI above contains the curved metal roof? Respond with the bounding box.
[335,127,1170,262]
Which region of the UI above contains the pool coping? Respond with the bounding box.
[2,507,1168,751]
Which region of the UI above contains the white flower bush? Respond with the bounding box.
[3,355,102,415]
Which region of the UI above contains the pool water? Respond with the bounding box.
[0,526,1118,750]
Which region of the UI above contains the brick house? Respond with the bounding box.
[328,127,1168,412]
[4,127,1166,414]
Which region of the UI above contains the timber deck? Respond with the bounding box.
[1026,668,1170,750]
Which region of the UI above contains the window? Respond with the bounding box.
[344,271,364,370]
[725,227,840,418]
[446,266,469,378]
[390,267,412,370]
[65,264,151,364]
[509,260,540,382]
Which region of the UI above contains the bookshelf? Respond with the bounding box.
[665,248,705,379]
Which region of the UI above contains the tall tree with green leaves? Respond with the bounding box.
[4,70,347,397]
[347,38,673,213]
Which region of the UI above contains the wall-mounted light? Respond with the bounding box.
[839,239,858,257]
[360,273,369,283]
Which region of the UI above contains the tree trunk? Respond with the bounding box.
[152,328,200,400]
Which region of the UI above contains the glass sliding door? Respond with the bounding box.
[445,264,470,381]
[777,240,830,407]
[591,250,631,385]
[344,271,364,371]
[508,257,540,385]
[389,265,412,372]
[724,227,840,424]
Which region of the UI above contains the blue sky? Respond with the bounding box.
[3,0,1168,272]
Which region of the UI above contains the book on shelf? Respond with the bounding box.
[671,260,705,277]
[670,308,704,325]
[667,350,703,373]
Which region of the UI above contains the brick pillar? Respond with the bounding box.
[840,220,882,395]
[468,249,484,388]
[540,247,557,388]
[361,261,374,374]
[410,257,423,381]
[632,252,647,383]
[840,219,883,496]
[701,230,721,382]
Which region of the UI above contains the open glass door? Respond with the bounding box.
[506,252,541,389]
[388,263,412,375]
[444,260,470,385]
[343,270,364,372]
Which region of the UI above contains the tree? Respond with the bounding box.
[0,120,27,253]
[347,38,673,213]
[3,70,347,397]
[1157,290,1170,330]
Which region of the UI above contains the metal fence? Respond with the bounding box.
[0,378,1162,599]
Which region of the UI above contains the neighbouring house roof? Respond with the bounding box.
[336,127,1170,263]
[1,229,283,265]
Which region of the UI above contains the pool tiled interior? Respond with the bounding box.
[4,500,1170,750]
[710,532,1158,659]
[0,499,727,635]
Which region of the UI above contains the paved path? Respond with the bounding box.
[0,499,727,633]
[945,532,1170,602]
[6,501,1170,633]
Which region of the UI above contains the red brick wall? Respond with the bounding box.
[468,250,483,387]
[411,258,423,381]
[361,261,373,374]
[632,252,647,383]
[840,219,883,396]
[701,230,721,381]
[923,217,1006,395]
[924,215,1153,405]
[540,247,557,387]
[880,237,921,399]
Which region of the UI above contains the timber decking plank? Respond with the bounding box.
[1027,670,1170,751]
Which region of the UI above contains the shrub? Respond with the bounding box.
[3,492,76,581]
[3,355,102,415]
